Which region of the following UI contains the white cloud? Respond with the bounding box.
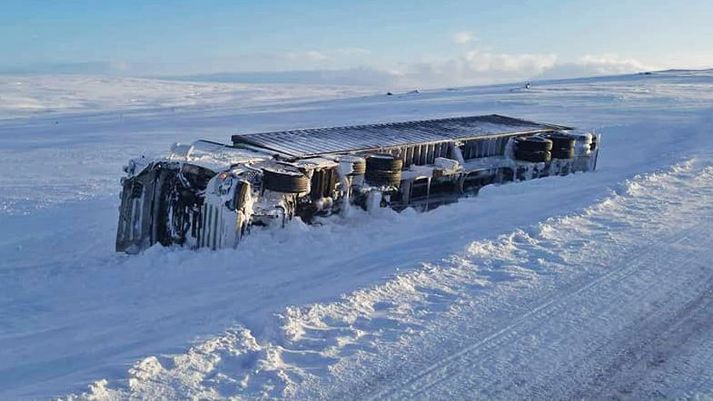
[388,49,557,88]
[538,54,654,79]
[25,47,658,90]
[304,50,330,62]
[383,52,658,88]
[463,50,557,73]
[336,48,372,57]
[281,49,370,67]
[170,51,656,88]
[452,31,477,45]
[579,55,648,72]
[284,50,331,64]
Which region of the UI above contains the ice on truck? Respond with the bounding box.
[116,114,601,253]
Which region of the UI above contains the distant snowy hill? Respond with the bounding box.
[0,75,374,120]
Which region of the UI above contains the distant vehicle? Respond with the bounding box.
[116,114,600,253]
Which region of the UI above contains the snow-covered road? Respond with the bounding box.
[345,160,713,401]
[1,71,713,400]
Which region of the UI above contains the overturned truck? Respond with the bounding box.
[116,114,600,253]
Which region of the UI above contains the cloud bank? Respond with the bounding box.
[372,51,654,88]
[1,46,659,90]
[162,50,655,89]
[539,55,651,79]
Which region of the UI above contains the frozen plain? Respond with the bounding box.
[1,70,713,400]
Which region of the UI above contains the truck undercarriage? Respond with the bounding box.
[116,114,600,253]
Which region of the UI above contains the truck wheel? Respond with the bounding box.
[514,136,553,152]
[365,169,402,186]
[366,153,404,171]
[262,166,310,193]
[514,149,551,163]
[546,133,576,149]
[551,147,575,159]
[545,133,576,159]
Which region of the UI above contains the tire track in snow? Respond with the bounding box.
[569,276,713,400]
[368,222,711,401]
[615,296,713,400]
[297,160,713,401]
[434,228,712,400]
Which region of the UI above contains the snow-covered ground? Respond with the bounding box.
[0,75,373,120]
[1,70,713,400]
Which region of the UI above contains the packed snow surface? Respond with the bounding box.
[1,70,713,400]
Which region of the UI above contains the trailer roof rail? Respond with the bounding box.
[231,114,571,157]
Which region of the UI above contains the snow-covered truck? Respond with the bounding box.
[116,114,600,253]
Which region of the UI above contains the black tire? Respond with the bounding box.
[551,147,575,159]
[366,153,403,171]
[546,133,576,149]
[262,166,310,193]
[514,136,553,152]
[365,169,402,186]
[514,149,551,163]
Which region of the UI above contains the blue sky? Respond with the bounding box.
[1,0,712,86]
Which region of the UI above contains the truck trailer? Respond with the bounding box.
[116,114,600,253]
